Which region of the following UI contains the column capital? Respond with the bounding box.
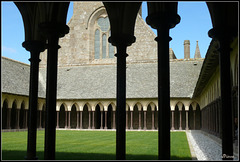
[22,40,46,53]
[39,22,69,38]
[109,35,136,47]
[146,12,180,29]
[208,27,236,41]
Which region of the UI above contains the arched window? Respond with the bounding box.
[94,16,115,59]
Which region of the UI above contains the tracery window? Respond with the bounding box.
[94,16,115,59]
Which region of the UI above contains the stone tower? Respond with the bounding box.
[194,40,201,58]
[39,1,158,68]
[184,40,190,59]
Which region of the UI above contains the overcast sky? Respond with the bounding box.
[1,1,213,64]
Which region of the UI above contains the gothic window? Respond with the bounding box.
[94,16,115,59]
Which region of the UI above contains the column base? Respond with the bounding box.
[171,127,175,130]
[24,156,38,160]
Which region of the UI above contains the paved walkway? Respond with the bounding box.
[186,130,239,161]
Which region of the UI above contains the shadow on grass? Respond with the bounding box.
[2,150,191,160]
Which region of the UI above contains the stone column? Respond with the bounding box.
[16,109,20,129]
[171,111,174,130]
[152,111,155,130]
[130,111,133,130]
[39,110,42,128]
[179,110,182,130]
[68,111,71,129]
[104,111,108,129]
[113,111,115,129]
[56,111,59,128]
[126,111,128,129]
[7,108,11,129]
[65,111,67,128]
[76,111,79,129]
[92,111,95,129]
[100,111,103,129]
[25,110,28,129]
[144,111,147,130]
[146,5,180,159]
[80,111,82,129]
[138,111,141,130]
[185,110,189,130]
[23,40,45,160]
[88,111,91,129]
[193,110,196,130]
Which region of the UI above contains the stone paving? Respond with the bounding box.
[186,130,239,161]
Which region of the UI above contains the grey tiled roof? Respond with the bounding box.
[2,56,203,99]
[1,57,46,98]
[39,59,203,99]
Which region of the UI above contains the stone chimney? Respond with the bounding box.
[184,40,190,59]
[194,40,201,58]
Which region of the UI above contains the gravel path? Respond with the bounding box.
[186,130,238,161]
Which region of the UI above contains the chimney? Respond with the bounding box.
[194,40,201,58]
[184,40,190,59]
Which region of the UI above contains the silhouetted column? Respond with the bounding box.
[23,40,45,160]
[115,44,128,160]
[25,110,28,128]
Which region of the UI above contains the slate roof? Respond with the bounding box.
[2,56,203,99]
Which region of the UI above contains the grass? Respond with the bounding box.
[1,130,192,160]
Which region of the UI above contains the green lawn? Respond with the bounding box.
[1,130,192,160]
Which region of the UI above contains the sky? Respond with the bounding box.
[1,1,213,64]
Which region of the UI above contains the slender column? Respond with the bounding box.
[68,111,71,129]
[171,111,174,130]
[80,111,82,129]
[115,45,128,160]
[100,111,103,129]
[144,111,147,130]
[88,111,91,129]
[16,109,20,129]
[130,111,133,129]
[138,111,141,130]
[25,110,28,128]
[179,110,182,130]
[156,26,171,160]
[56,111,59,128]
[113,111,115,129]
[92,111,95,129]
[193,110,196,130]
[126,111,128,129]
[23,40,45,160]
[76,111,79,129]
[152,111,155,130]
[104,111,108,129]
[65,111,67,128]
[7,108,11,129]
[39,110,42,128]
[185,111,189,130]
